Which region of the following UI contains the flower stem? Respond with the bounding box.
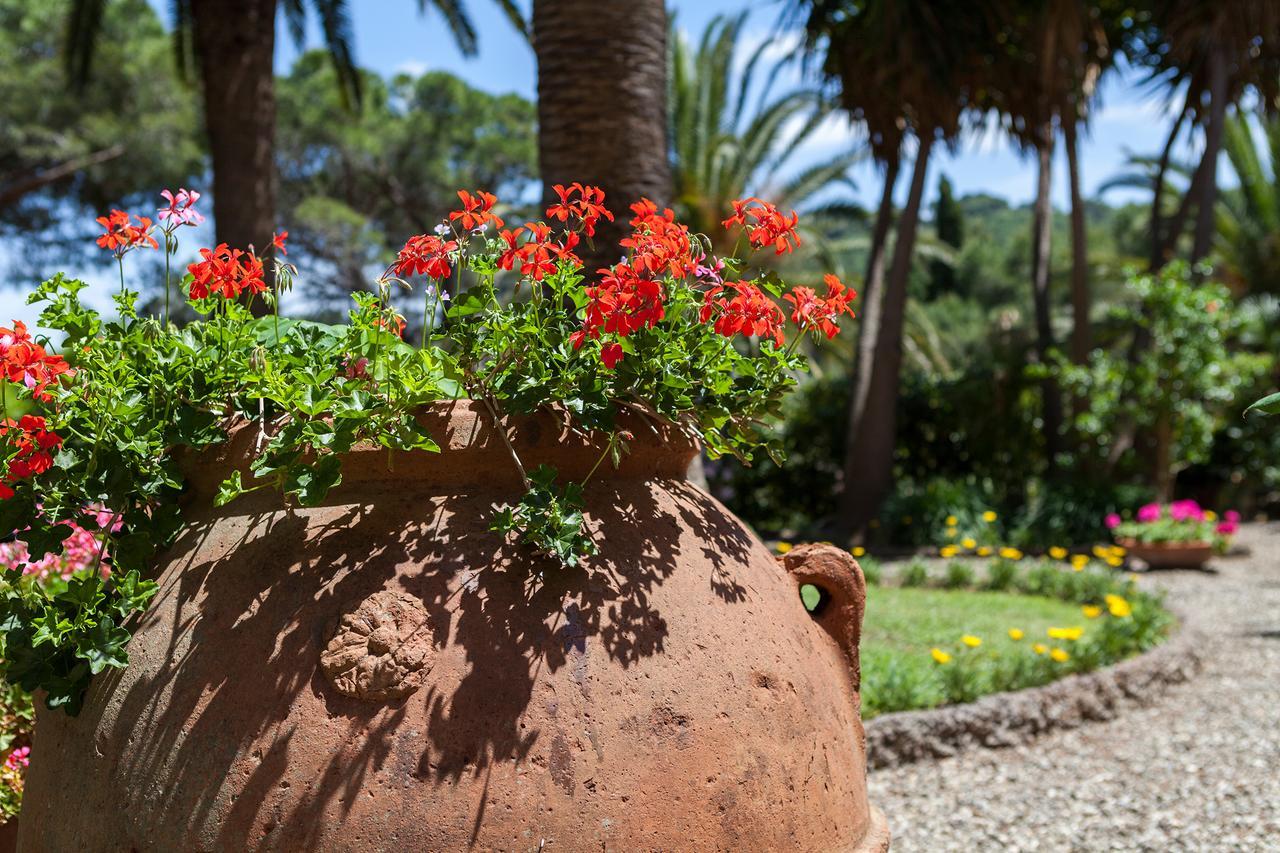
[163,235,172,327]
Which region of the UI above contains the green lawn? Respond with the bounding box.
[860,586,1087,717]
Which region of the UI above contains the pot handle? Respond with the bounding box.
[782,544,867,684]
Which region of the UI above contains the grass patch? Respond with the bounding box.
[858,572,1168,718]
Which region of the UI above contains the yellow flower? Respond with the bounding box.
[1048,546,1068,560]
[982,510,997,523]
[776,542,793,554]
[945,515,958,527]
[851,546,866,557]
[1204,510,1217,522]
[1070,554,1089,571]
[1082,605,1102,619]
[1047,626,1084,641]
[1105,594,1132,618]
[1050,647,1070,663]
[1033,643,1048,655]
[945,528,957,539]
[977,546,993,557]
[1110,545,1127,557]
[1092,545,1110,559]
[931,648,952,665]
[1008,628,1024,640]
[961,537,977,549]
[998,547,1023,560]
[1106,556,1124,568]
[940,545,959,558]
[960,634,982,648]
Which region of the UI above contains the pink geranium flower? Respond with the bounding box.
[1105,513,1122,530]
[158,188,205,230]
[1136,503,1162,523]
[1169,499,1204,522]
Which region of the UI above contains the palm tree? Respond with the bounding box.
[797,0,992,537]
[1130,0,1280,269]
[668,13,864,252]
[532,0,671,272]
[67,0,524,256]
[1217,110,1280,292]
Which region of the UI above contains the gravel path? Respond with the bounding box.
[868,522,1280,852]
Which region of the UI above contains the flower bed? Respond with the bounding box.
[851,556,1170,718]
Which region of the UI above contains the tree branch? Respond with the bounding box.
[0,144,127,210]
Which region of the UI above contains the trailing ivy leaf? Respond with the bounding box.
[286,454,344,507]
[216,471,245,507]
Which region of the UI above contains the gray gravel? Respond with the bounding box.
[868,522,1280,852]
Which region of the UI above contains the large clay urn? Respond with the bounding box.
[20,402,888,851]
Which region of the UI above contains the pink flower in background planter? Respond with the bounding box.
[1137,503,1162,523]
[4,746,28,770]
[1224,510,1241,524]
[1216,520,1239,535]
[1169,499,1204,522]
[1105,513,1122,530]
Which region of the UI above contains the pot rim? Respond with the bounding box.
[1115,537,1213,551]
[182,399,701,501]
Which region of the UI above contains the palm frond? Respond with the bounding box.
[64,0,108,90]
[421,0,478,57]
[311,0,363,110]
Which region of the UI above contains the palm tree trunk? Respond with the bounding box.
[191,0,278,256]
[840,134,933,537]
[1031,129,1062,468]
[532,0,671,273]
[843,155,900,460]
[1064,121,1089,364]
[1190,46,1228,265]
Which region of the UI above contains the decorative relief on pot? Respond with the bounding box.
[321,590,434,700]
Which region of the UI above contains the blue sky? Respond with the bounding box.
[144,0,1179,209]
[251,0,1178,206]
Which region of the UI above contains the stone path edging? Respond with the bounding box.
[863,619,1204,770]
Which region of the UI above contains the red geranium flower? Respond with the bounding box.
[621,199,696,278]
[546,183,614,237]
[95,209,158,257]
[722,197,801,255]
[700,280,785,346]
[0,415,62,498]
[272,230,289,255]
[187,244,267,300]
[449,190,504,232]
[600,342,624,370]
[498,222,580,281]
[0,321,71,402]
[395,234,457,280]
[783,274,857,339]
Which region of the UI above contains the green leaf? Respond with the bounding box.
[1245,391,1280,416]
[215,471,245,507]
[286,454,344,506]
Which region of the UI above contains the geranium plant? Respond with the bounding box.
[1106,500,1239,551]
[0,184,856,712]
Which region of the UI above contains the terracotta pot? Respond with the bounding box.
[1117,538,1214,570]
[19,402,888,852]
